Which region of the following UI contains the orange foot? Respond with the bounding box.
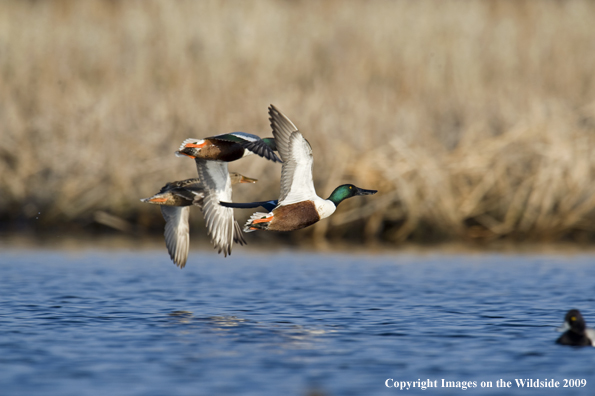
[252,215,273,225]
[148,197,168,203]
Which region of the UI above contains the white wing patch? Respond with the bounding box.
[160,206,190,268]
[278,132,318,205]
[202,191,236,256]
[195,160,244,256]
[268,106,320,206]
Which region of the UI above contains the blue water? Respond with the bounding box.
[1,250,595,395]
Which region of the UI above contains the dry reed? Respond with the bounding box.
[2,0,595,244]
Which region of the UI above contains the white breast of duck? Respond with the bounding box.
[313,196,337,220]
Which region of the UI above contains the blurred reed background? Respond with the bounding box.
[2,0,595,246]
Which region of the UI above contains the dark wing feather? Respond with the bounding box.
[209,132,281,163]
[239,139,282,163]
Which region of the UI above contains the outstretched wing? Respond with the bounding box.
[160,206,190,268]
[194,159,245,256]
[209,132,282,163]
[268,105,317,205]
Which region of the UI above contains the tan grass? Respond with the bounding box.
[1,0,595,244]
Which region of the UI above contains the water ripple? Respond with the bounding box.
[1,251,595,395]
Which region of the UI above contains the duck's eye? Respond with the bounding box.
[571,316,576,321]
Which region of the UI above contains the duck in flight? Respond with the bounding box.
[221,105,377,232]
[556,309,595,347]
[176,132,281,163]
[141,172,256,267]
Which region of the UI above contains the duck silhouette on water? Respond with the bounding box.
[556,309,595,347]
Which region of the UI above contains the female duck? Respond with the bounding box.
[176,132,281,163]
[223,105,377,232]
[141,172,256,267]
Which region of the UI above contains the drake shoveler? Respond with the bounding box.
[222,105,377,232]
[141,172,256,267]
[176,132,281,163]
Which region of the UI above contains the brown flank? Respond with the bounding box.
[267,201,321,232]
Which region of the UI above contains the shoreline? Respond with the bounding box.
[3,232,595,257]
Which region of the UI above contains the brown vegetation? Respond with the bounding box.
[2,0,595,245]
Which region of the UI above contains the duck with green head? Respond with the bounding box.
[221,105,377,232]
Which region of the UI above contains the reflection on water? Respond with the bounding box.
[168,310,194,323]
[167,311,331,349]
[1,250,595,396]
[207,315,249,328]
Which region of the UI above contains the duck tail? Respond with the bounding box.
[243,212,273,232]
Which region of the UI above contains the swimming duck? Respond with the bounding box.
[556,309,595,346]
[141,172,257,268]
[222,105,377,232]
[176,132,281,163]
